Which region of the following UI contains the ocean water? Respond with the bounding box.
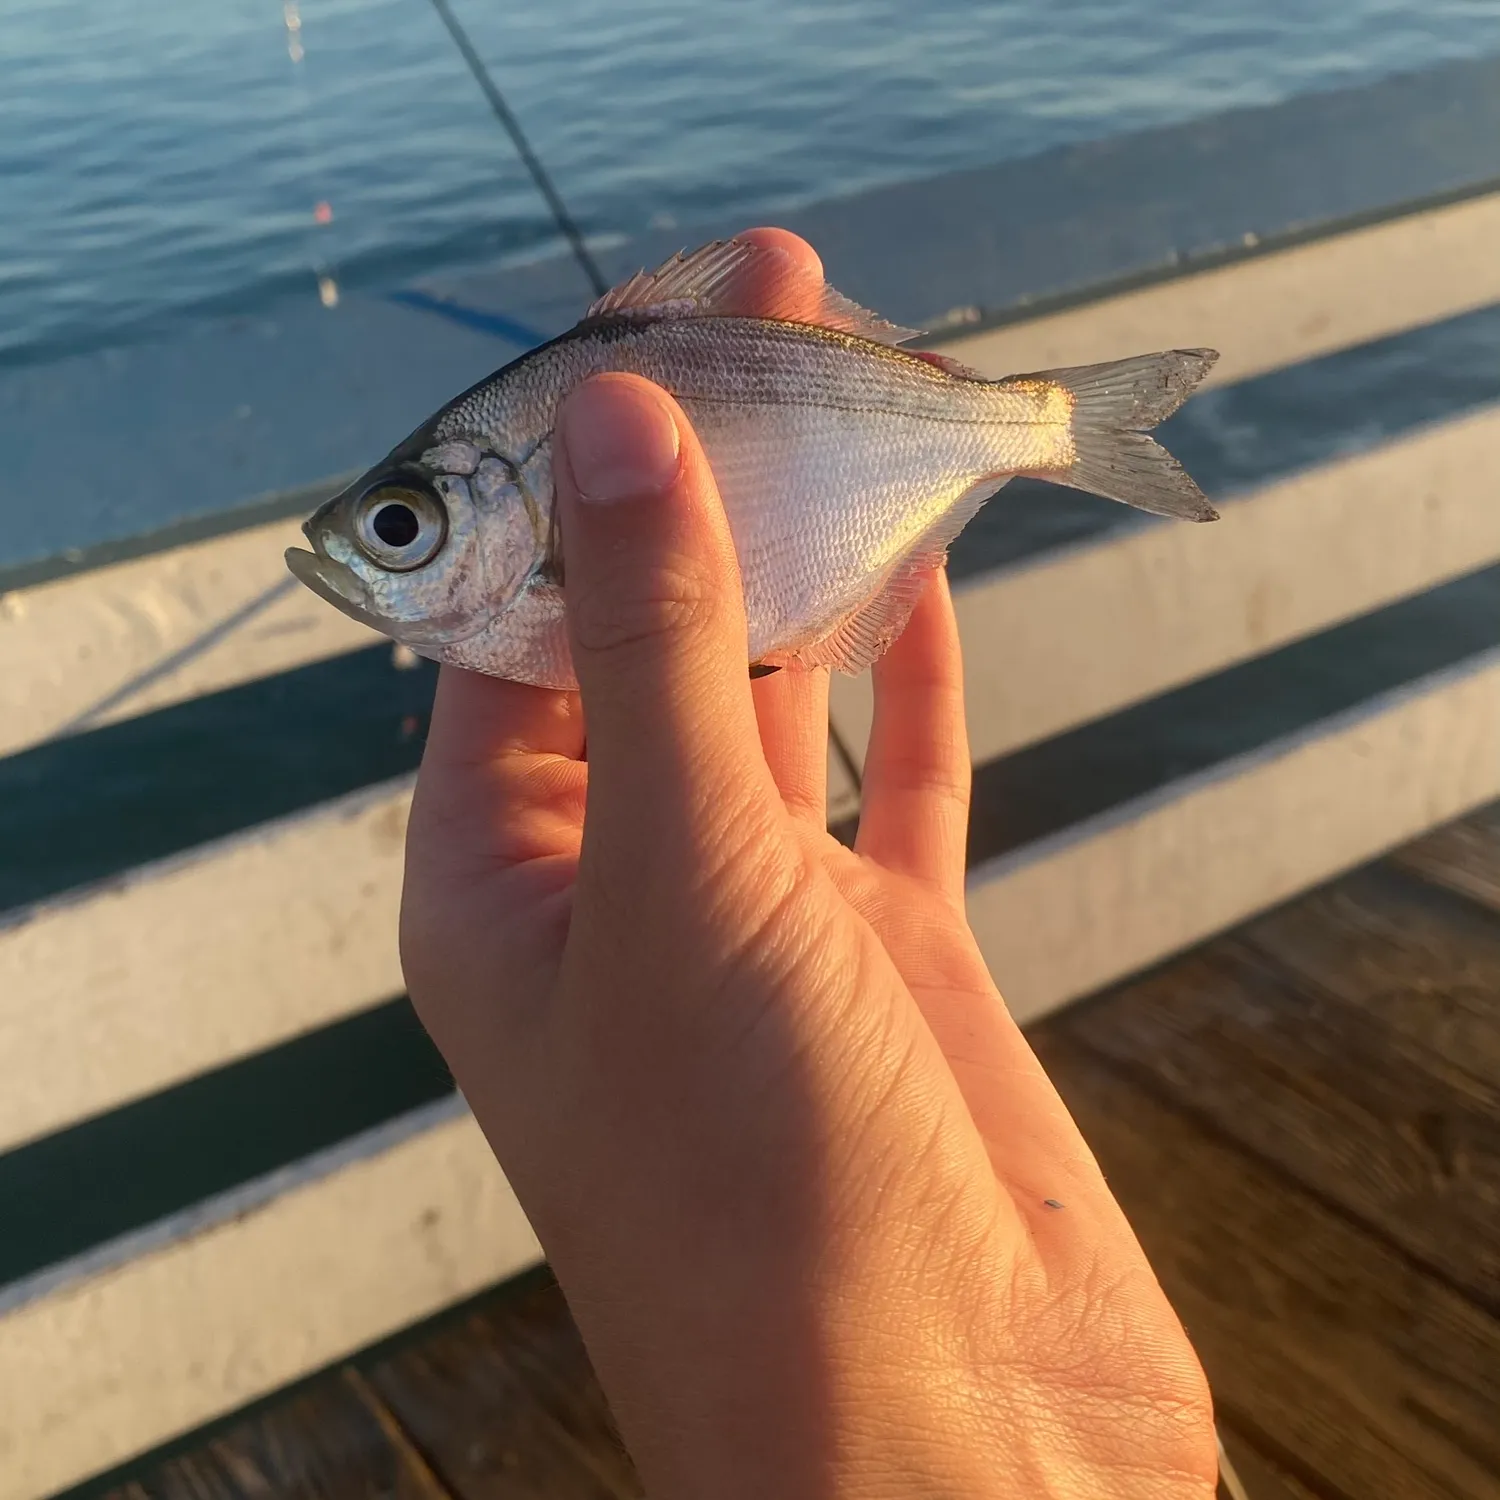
[5,0,1500,366]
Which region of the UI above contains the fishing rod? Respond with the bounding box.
[423,0,609,298]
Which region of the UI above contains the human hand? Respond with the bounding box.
[401,227,1218,1499]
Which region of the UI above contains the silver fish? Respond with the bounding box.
[286,238,1217,687]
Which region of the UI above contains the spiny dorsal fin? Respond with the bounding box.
[587,240,752,320]
[585,238,923,344]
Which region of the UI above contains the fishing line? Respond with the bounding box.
[281,0,340,308]
[1216,1433,1252,1500]
[422,0,608,297]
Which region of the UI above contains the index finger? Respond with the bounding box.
[413,665,586,869]
[855,571,971,903]
[720,226,826,321]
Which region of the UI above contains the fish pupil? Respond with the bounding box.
[373,503,420,548]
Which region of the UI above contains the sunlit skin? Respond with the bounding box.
[400,227,1219,1499]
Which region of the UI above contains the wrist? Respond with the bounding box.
[586,1285,1216,1500]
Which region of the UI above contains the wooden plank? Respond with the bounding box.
[0,515,379,760]
[368,1278,642,1500]
[1230,864,1500,1088]
[830,403,1500,771]
[1057,941,1500,1311]
[101,1370,453,1500]
[968,647,1500,1024]
[0,1104,541,1500]
[1388,802,1500,917]
[937,189,1500,391]
[0,778,413,1155]
[1027,1032,1500,1500]
[102,1275,639,1500]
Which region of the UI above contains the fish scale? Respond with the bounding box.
[287,237,1217,687]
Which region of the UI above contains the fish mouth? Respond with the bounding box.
[285,545,391,634]
[285,542,494,648]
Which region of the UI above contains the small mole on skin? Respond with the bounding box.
[1042,1198,1065,1210]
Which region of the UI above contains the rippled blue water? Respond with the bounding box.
[5,0,1500,365]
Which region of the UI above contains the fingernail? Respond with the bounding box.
[559,376,682,504]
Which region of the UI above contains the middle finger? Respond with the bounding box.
[752,666,830,825]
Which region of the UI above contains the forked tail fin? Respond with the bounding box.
[1030,349,1220,521]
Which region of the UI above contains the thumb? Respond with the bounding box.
[555,372,775,865]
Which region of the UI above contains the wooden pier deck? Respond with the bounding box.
[95,800,1500,1500]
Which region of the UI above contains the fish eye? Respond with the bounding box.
[353,482,447,571]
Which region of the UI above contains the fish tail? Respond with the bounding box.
[1032,349,1220,521]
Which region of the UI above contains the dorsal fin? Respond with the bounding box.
[587,240,751,320]
[585,238,923,344]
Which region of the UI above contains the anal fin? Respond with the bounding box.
[783,475,1006,674]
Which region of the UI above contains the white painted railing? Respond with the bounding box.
[0,1101,538,1500]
